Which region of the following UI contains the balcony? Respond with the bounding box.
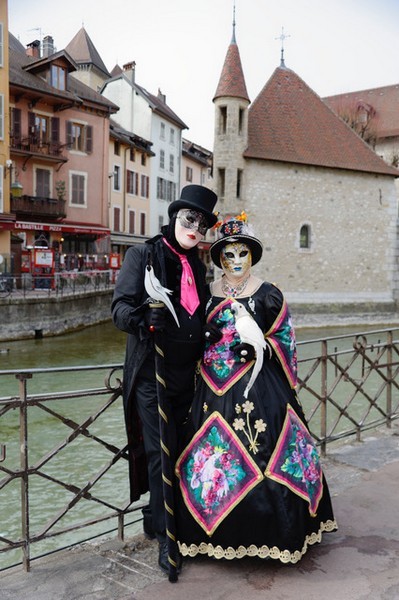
[10,137,68,169]
[11,194,67,219]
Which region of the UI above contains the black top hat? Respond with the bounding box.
[210,216,263,268]
[168,185,218,227]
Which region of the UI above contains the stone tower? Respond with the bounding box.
[213,21,250,217]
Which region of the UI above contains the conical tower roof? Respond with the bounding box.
[65,27,110,78]
[213,30,249,103]
[244,65,398,176]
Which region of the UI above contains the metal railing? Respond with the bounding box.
[0,327,398,572]
[0,270,113,299]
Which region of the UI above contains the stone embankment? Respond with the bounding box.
[1,290,399,342]
[0,289,113,341]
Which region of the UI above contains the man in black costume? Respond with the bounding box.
[111,185,218,573]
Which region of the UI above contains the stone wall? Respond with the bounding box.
[239,161,399,304]
[0,290,113,341]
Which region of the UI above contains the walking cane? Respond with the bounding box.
[149,301,179,583]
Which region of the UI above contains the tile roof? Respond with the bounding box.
[244,66,398,177]
[134,83,188,130]
[65,27,111,78]
[324,84,399,140]
[9,33,118,113]
[213,39,249,103]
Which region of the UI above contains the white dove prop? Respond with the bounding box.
[144,264,180,327]
[231,301,266,398]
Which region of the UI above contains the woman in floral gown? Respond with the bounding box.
[175,214,337,563]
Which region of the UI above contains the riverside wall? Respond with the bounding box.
[1,292,399,342]
[0,290,114,341]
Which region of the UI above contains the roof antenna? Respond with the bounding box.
[231,0,236,44]
[275,26,290,67]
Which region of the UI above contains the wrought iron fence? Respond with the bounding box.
[0,270,113,299]
[0,327,398,572]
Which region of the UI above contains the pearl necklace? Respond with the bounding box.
[222,274,251,298]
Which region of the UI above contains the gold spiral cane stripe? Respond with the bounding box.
[156,372,166,388]
[161,440,170,456]
[164,501,174,516]
[162,473,173,486]
[154,343,165,358]
[166,529,176,542]
[158,405,168,423]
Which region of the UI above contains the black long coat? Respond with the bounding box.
[111,234,207,500]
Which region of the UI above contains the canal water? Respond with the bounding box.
[0,319,394,570]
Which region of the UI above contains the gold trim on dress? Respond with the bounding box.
[178,519,338,563]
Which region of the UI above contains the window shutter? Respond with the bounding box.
[12,108,22,140]
[28,112,36,141]
[51,117,60,143]
[85,126,93,153]
[66,121,72,147]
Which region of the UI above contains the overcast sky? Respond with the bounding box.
[8,0,399,150]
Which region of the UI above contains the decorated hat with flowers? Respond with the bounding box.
[210,211,263,269]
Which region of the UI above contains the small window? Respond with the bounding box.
[169,154,174,174]
[130,148,136,162]
[236,169,242,199]
[113,166,121,191]
[219,106,227,135]
[186,166,193,182]
[299,224,311,249]
[70,172,86,206]
[114,140,120,156]
[141,175,149,198]
[160,149,165,169]
[218,168,225,198]
[170,128,175,145]
[141,153,146,166]
[50,65,66,91]
[66,121,93,153]
[36,168,51,197]
[238,108,244,135]
[160,122,165,140]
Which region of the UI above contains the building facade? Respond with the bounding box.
[212,30,399,306]
[4,33,118,278]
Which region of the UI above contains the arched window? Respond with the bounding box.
[299,224,311,249]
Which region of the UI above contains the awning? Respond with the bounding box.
[0,220,110,236]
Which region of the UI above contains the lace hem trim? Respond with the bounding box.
[178,519,338,564]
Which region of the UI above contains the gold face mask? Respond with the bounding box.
[221,242,252,278]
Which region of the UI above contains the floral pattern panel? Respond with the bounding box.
[200,299,253,396]
[265,404,323,516]
[176,411,263,536]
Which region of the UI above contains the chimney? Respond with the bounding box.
[157,88,166,104]
[26,40,40,59]
[42,35,55,57]
[123,61,136,84]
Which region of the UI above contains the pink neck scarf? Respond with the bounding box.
[163,238,200,315]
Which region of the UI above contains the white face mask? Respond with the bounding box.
[221,242,252,279]
[175,212,204,250]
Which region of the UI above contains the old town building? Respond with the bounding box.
[212,27,399,307]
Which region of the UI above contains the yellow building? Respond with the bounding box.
[0,0,12,270]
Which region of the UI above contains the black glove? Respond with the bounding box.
[234,342,256,362]
[203,323,223,344]
[145,306,166,331]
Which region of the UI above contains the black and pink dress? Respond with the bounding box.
[175,281,337,563]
